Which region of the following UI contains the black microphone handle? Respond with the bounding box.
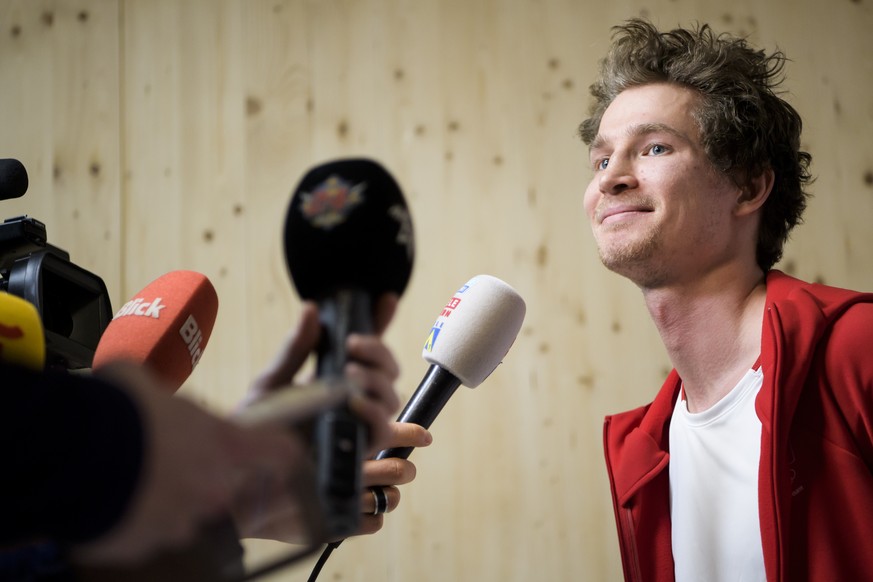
[308,364,463,581]
[375,364,462,461]
[316,289,372,376]
[312,290,372,540]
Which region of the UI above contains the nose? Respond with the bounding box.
[598,158,638,195]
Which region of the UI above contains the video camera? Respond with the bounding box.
[0,159,112,370]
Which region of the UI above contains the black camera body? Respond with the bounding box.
[1,203,113,370]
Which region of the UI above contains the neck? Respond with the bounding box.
[641,265,768,412]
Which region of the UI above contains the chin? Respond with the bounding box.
[597,242,666,287]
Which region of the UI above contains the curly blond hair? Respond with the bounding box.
[579,19,812,271]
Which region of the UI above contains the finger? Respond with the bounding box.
[345,335,400,383]
[372,293,399,336]
[345,361,401,417]
[345,334,401,419]
[361,485,401,514]
[253,303,321,392]
[348,395,393,453]
[383,422,433,450]
[355,514,386,536]
[362,458,417,487]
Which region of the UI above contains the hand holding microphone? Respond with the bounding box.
[236,296,407,545]
[378,274,526,459]
[282,158,414,541]
[361,275,525,533]
[73,271,309,581]
[1,275,274,581]
[363,275,525,511]
[307,274,526,581]
[244,297,402,457]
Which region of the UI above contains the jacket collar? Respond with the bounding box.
[609,371,679,506]
[607,269,860,506]
[757,270,873,432]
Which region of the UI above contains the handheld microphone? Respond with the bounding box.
[376,274,525,460]
[0,158,28,200]
[91,270,219,392]
[0,291,46,370]
[305,274,525,582]
[284,158,414,539]
[83,271,245,582]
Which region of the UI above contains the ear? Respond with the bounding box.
[735,167,774,217]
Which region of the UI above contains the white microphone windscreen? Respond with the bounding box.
[421,274,526,387]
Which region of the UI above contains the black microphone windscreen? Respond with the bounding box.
[283,158,414,300]
[0,159,28,201]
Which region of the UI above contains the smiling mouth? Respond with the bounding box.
[599,207,652,224]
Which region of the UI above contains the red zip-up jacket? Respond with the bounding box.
[603,271,873,581]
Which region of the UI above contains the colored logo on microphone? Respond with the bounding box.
[0,321,43,371]
[179,314,204,370]
[440,296,461,318]
[0,323,24,341]
[388,204,414,260]
[299,175,366,230]
[114,297,166,319]
[0,324,23,361]
[424,322,443,352]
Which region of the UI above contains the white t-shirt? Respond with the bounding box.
[669,367,766,582]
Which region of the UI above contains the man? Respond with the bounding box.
[579,19,873,581]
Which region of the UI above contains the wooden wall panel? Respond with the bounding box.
[2,0,871,580]
[239,0,314,376]
[0,0,122,303]
[122,0,256,405]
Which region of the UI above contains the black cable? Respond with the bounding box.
[306,540,343,582]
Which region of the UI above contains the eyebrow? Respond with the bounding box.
[589,122,693,153]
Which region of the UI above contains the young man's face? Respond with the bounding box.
[583,83,744,289]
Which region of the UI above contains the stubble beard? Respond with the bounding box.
[595,226,668,289]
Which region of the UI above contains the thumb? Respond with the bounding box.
[251,303,321,394]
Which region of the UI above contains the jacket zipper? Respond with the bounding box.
[622,506,643,582]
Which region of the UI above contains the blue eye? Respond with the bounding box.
[648,144,668,155]
[596,157,609,170]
